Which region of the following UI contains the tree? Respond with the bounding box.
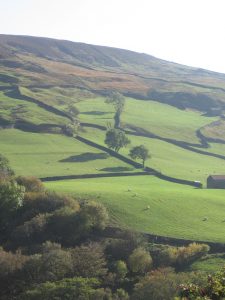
[79,201,109,231]
[0,154,14,178]
[114,260,128,281]
[62,121,79,137]
[131,268,205,300]
[105,91,125,128]
[178,267,225,299]
[0,180,25,230]
[128,247,152,274]
[104,129,130,152]
[67,104,80,120]
[129,145,150,168]
[21,277,101,300]
[70,243,107,278]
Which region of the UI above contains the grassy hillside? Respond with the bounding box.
[0,90,68,125]
[0,129,136,177]
[45,176,225,243]
[2,35,225,243]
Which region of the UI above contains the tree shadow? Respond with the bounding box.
[81,111,109,115]
[99,167,133,172]
[60,152,109,162]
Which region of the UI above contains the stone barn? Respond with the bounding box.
[207,175,225,189]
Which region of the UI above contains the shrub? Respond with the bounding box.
[114,260,128,281]
[19,192,80,223]
[12,213,49,245]
[16,176,44,192]
[128,247,152,274]
[79,200,109,231]
[131,268,205,300]
[175,243,210,269]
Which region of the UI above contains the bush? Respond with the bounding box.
[128,247,152,274]
[131,268,205,300]
[79,201,109,231]
[47,206,80,245]
[12,213,49,245]
[175,243,210,269]
[114,260,128,281]
[16,176,44,192]
[19,192,80,223]
[178,267,225,299]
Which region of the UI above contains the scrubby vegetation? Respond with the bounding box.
[0,157,222,299]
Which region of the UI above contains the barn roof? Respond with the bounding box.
[208,175,225,180]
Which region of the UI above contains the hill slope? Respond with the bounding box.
[1,34,225,113]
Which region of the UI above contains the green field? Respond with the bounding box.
[45,176,225,243]
[80,127,225,184]
[189,254,225,272]
[0,90,68,125]
[0,129,136,177]
[2,85,225,243]
[76,96,217,143]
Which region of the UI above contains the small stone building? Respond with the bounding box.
[207,175,225,189]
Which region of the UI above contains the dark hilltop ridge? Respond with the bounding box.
[1,34,225,113]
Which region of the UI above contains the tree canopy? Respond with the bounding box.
[0,154,14,178]
[129,145,150,167]
[104,129,130,152]
[105,91,125,128]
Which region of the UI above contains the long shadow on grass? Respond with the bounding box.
[59,152,109,162]
[81,111,109,115]
[99,167,133,172]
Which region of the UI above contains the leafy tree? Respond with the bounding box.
[21,277,101,300]
[105,129,130,152]
[178,267,225,299]
[70,243,107,278]
[67,104,80,120]
[62,120,80,137]
[114,260,128,281]
[129,145,150,168]
[128,247,152,274]
[105,91,125,128]
[80,201,109,231]
[20,192,80,224]
[131,268,205,300]
[0,154,14,178]
[12,213,49,245]
[0,180,25,230]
